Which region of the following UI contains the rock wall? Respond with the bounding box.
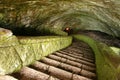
[0,35,72,75]
[0,0,120,37]
[73,35,120,80]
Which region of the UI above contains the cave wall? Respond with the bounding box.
[0,0,120,37]
[0,35,72,75]
[73,35,120,80]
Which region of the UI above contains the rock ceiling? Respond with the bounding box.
[0,0,120,37]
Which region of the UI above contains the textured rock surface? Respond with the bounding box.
[0,35,72,75]
[0,1,120,80]
[0,75,17,80]
[73,35,120,80]
[0,0,120,37]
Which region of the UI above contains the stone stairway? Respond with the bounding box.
[11,41,97,80]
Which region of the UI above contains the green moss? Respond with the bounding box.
[48,28,68,36]
[110,47,120,55]
[0,13,4,19]
[32,43,42,60]
[73,34,119,80]
[0,47,22,75]
[0,36,19,47]
[0,35,72,75]
[38,28,68,36]
[14,44,35,66]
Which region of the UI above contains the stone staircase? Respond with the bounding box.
[11,41,97,80]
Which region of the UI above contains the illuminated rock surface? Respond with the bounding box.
[0,0,120,80]
[0,0,120,37]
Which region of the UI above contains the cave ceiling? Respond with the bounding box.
[0,0,120,37]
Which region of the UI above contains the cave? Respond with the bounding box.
[0,0,120,80]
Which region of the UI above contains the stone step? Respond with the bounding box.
[58,50,94,63]
[41,57,96,79]
[54,52,95,67]
[31,61,92,80]
[66,48,94,57]
[13,67,59,80]
[48,55,96,72]
[7,41,96,80]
